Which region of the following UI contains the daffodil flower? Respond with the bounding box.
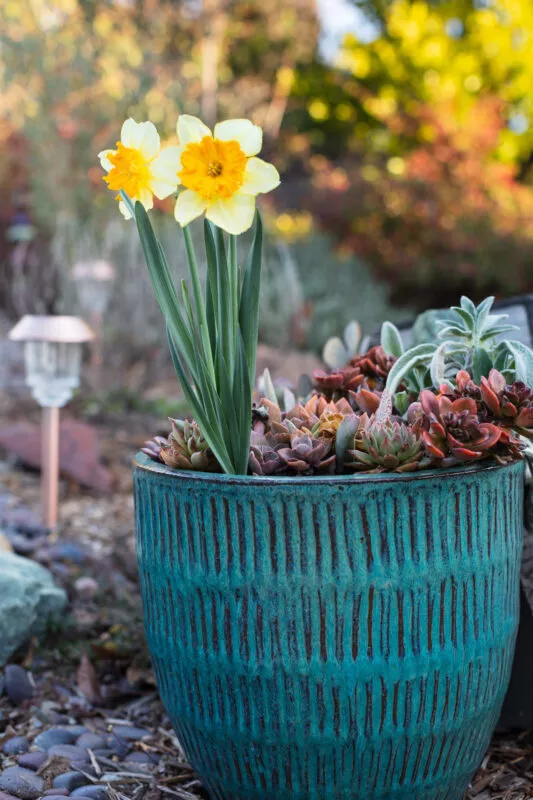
[98,119,182,219]
[173,115,280,235]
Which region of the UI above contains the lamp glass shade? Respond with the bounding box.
[24,340,82,407]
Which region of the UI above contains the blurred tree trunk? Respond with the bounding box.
[201,0,230,127]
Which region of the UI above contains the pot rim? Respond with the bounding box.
[134,450,523,486]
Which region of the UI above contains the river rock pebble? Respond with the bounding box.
[124,751,159,764]
[70,763,96,777]
[89,748,113,759]
[0,767,44,800]
[74,577,98,601]
[4,666,34,705]
[75,733,106,750]
[0,792,19,800]
[110,725,151,740]
[47,541,89,565]
[43,796,72,800]
[104,737,129,758]
[52,771,89,792]
[71,786,108,800]
[64,725,89,738]
[34,728,79,750]
[17,752,47,771]
[47,744,89,763]
[2,737,29,756]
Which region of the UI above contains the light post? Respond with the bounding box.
[8,315,94,530]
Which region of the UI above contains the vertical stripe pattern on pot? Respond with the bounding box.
[134,457,523,800]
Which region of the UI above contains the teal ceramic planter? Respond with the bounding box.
[134,453,523,800]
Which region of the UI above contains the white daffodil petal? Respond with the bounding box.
[214,119,262,156]
[150,146,184,184]
[149,178,177,200]
[139,121,160,160]
[121,118,145,149]
[138,188,154,210]
[206,194,256,236]
[98,149,114,171]
[240,157,280,196]
[119,200,133,220]
[174,190,208,227]
[177,115,212,145]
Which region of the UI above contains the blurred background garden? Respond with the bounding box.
[3,0,533,412]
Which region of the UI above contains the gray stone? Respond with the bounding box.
[47,542,88,565]
[0,767,44,799]
[110,725,151,741]
[89,749,112,759]
[17,752,47,771]
[4,666,34,705]
[70,763,95,777]
[47,745,88,763]
[104,737,129,757]
[4,533,40,557]
[42,792,69,798]
[65,725,89,738]
[0,792,19,800]
[75,734,106,750]
[71,786,108,800]
[2,737,29,755]
[34,727,79,750]
[0,554,66,666]
[124,751,158,764]
[52,771,89,791]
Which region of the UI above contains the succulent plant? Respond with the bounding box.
[159,418,220,472]
[278,431,336,475]
[249,430,286,476]
[353,388,381,414]
[312,409,346,438]
[322,321,362,369]
[349,345,396,389]
[385,296,533,399]
[419,391,502,463]
[345,415,425,473]
[141,436,168,462]
[479,369,533,434]
[282,395,352,433]
[312,366,366,397]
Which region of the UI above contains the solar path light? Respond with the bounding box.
[8,315,94,529]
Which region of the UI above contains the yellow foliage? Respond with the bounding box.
[339,0,533,162]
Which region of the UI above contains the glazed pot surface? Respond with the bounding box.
[134,455,524,800]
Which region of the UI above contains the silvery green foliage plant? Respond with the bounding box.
[382,296,533,400]
[322,321,362,369]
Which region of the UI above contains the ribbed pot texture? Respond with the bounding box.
[134,453,524,800]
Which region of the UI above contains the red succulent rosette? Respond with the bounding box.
[420,390,501,462]
[480,369,533,431]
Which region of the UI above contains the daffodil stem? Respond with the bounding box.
[229,234,239,351]
[182,225,216,383]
